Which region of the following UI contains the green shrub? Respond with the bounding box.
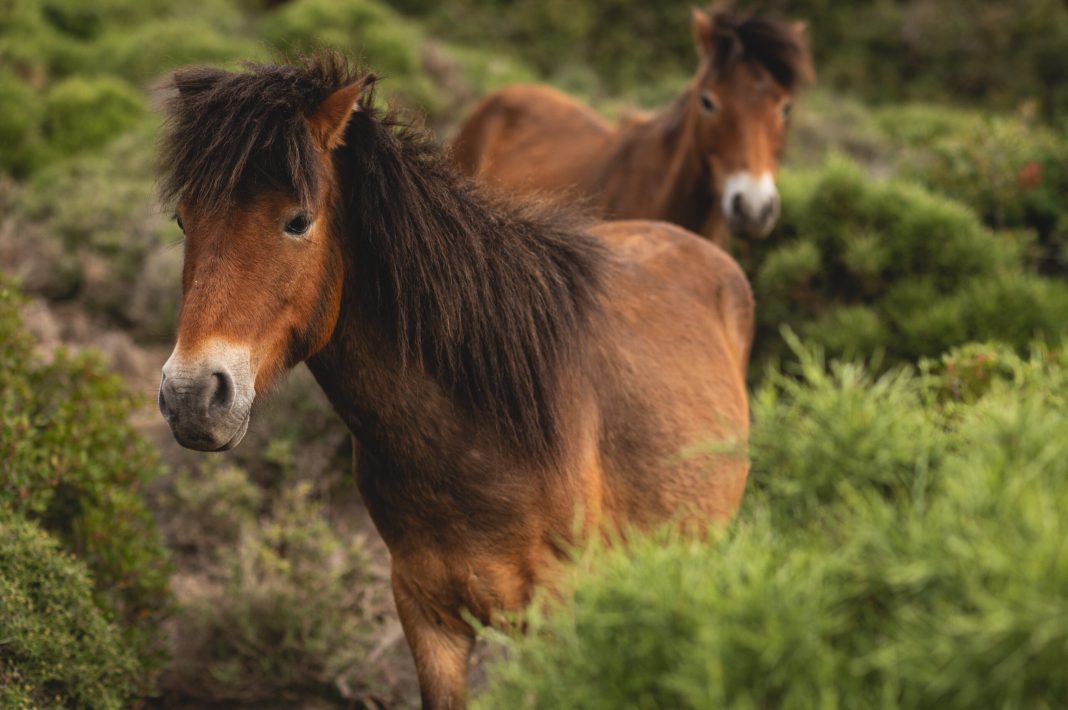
[261,0,440,113]
[0,0,91,81]
[779,0,1068,116]
[0,69,44,177]
[221,367,352,491]
[163,461,263,560]
[164,479,384,704]
[92,19,267,85]
[883,106,1068,273]
[12,124,182,337]
[403,0,1068,114]
[0,509,141,710]
[748,336,941,528]
[39,0,172,38]
[0,279,170,669]
[789,99,1068,276]
[42,75,146,156]
[784,90,892,172]
[886,271,1068,359]
[744,155,1068,371]
[922,341,1068,410]
[477,343,1068,708]
[404,0,695,95]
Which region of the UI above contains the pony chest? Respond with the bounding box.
[354,447,568,612]
[353,443,524,541]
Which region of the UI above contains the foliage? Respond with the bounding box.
[260,0,441,113]
[396,0,1068,115]
[747,334,941,528]
[163,461,264,560]
[399,0,694,97]
[10,124,183,337]
[787,97,1068,276]
[163,478,384,704]
[91,18,267,86]
[37,0,178,38]
[0,279,170,672]
[880,105,1068,273]
[41,75,146,156]
[3,1,1068,706]
[0,508,141,710]
[477,341,1068,708]
[0,69,44,177]
[782,0,1068,117]
[742,154,1068,371]
[221,367,352,491]
[0,0,89,81]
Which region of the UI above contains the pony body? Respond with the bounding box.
[157,56,753,709]
[452,7,813,245]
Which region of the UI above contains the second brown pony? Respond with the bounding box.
[452,7,813,246]
[157,56,752,709]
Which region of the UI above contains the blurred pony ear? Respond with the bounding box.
[306,73,377,152]
[172,66,228,99]
[692,7,715,60]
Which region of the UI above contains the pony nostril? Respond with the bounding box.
[158,376,173,419]
[760,201,775,223]
[731,193,744,219]
[207,371,236,415]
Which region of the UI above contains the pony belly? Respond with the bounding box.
[391,537,565,633]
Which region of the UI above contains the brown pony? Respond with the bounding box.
[452,7,813,246]
[156,55,753,709]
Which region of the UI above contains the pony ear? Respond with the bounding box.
[692,7,714,60]
[172,67,227,99]
[307,74,377,152]
[792,20,808,38]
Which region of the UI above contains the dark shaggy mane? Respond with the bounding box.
[159,54,606,460]
[710,6,814,91]
[159,54,364,213]
[340,107,605,460]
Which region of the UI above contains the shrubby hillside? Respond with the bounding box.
[398,0,1068,115]
[744,154,1068,372]
[0,279,168,706]
[479,342,1068,708]
[1,0,1066,707]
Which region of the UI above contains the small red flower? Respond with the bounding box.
[1017,161,1042,189]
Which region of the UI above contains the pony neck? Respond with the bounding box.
[607,87,716,234]
[309,115,604,465]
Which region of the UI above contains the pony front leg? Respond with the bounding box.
[392,571,475,709]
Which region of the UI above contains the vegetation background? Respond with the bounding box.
[1,0,1066,707]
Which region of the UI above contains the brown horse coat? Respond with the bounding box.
[156,56,753,709]
[452,7,813,245]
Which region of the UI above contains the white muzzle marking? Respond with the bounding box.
[722,171,780,238]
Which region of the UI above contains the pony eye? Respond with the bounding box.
[174,214,185,233]
[284,214,312,237]
[699,92,717,114]
[782,102,793,122]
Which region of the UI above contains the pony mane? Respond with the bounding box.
[709,7,814,90]
[341,109,605,460]
[159,53,364,213]
[159,54,606,460]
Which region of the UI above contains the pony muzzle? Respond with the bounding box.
[158,342,255,452]
[722,172,780,239]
